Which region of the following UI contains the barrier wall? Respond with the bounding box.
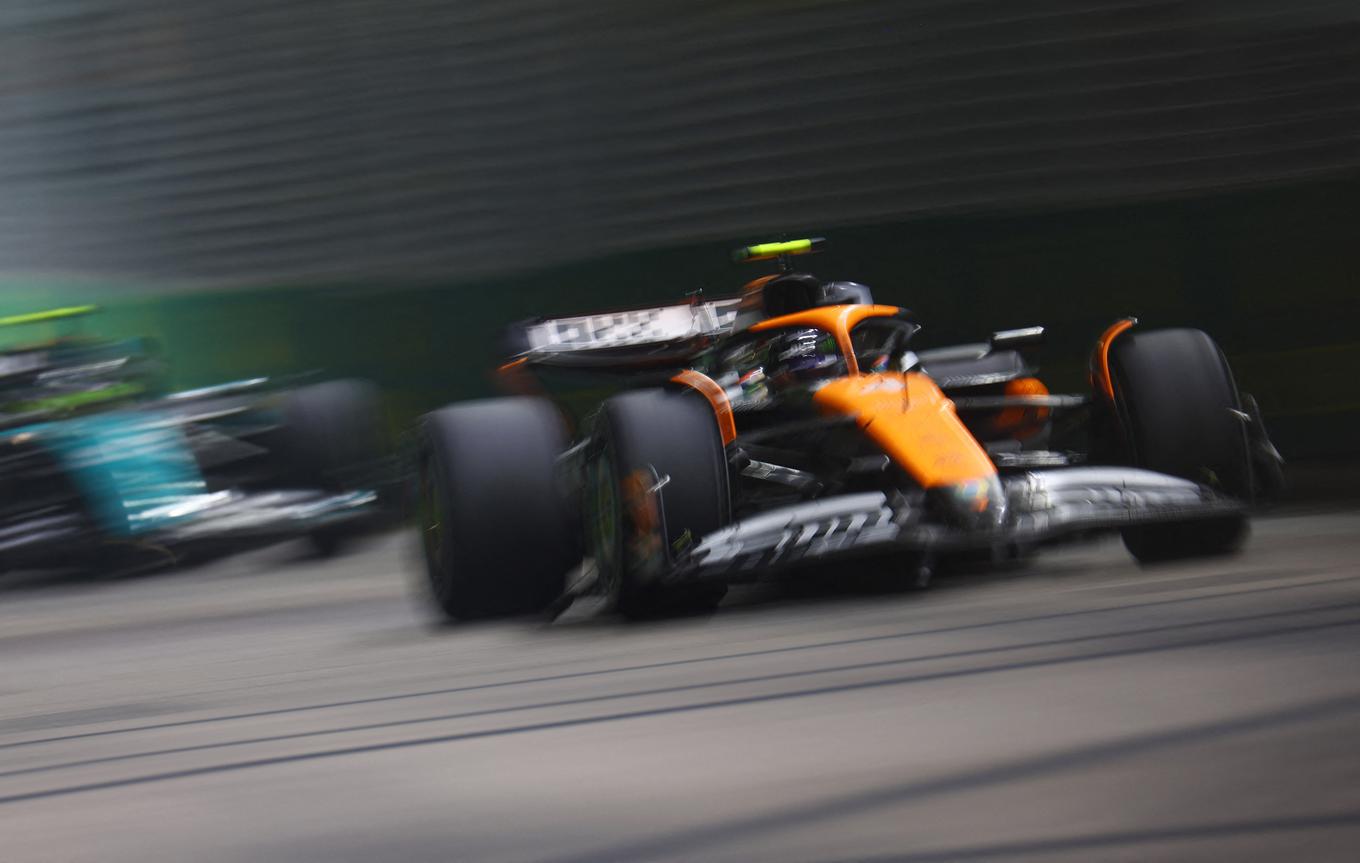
[3,174,1355,458]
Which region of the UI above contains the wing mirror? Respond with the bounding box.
[990,326,1045,351]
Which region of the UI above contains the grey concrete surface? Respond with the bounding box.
[2,510,1359,862]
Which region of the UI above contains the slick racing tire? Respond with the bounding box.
[419,397,576,620]
[1107,328,1251,563]
[587,388,730,618]
[280,379,385,487]
[279,379,386,556]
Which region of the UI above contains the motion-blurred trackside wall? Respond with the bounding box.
[1,1,1357,457]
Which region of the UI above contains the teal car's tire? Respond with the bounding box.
[279,380,385,489]
[278,379,386,555]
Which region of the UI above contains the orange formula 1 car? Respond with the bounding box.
[416,239,1283,619]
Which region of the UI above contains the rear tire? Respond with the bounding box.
[419,397,576,620]
[278,379,385,556]
[1107,328,1251,563]
[587,389,730,618]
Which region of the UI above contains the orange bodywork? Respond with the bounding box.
[1092,317,1137,401]
[741,304,996,487]
[498,357,529,378]
[496,356,544,397]
[751,304,905,375]
[737,275,780,317]
[670,369,737,444]
[813,372,997,489]
[993,376,1051,439]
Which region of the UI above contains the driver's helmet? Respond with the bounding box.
[767,328,842,390]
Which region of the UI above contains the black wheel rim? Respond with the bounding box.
[419,456,450,599]
[588,450,623,601]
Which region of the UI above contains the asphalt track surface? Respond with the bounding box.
[3,508,1359,862]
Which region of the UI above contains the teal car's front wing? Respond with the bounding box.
[0,407,382,568]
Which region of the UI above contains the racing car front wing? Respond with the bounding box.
[158,489,379,541]
[658,467,1246,584]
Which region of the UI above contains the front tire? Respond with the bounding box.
[1107,328,1252,563]
[586,389,730,618]
[419,397,576,620]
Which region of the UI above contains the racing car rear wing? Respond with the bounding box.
[510,298,741,367]
[510,236,832,369]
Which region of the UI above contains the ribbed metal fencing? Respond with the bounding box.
[1,0,1358,284]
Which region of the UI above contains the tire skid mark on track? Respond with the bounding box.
[4,596,1359,781]
[541,701,1360,863]
[0,593,396,650]
[3,614,1359,805]
[813,813,1360,863]
[2,569,1353,753]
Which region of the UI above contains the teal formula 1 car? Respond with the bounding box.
[0,307,389,572]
